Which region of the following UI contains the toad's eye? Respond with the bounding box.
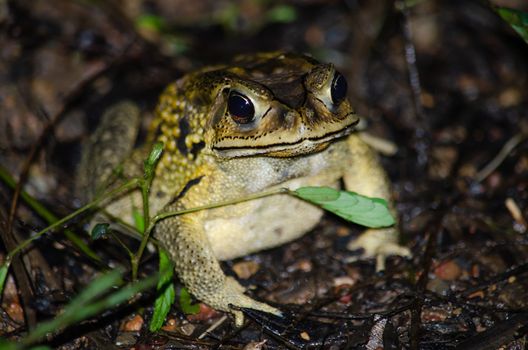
[331,72,347,105]
[227,91,255,124]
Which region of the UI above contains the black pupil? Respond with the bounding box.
[331,72,347,104]
[228,91,255,124]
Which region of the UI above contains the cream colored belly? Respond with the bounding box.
[205,176,341,261]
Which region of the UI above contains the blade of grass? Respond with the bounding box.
[0,264,8,297]
[496,6,528,44]
[21,270,158,346]
[149,249,175,331]
[0,165,101,262]
[21,270,122,345]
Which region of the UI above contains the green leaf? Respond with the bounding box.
[91,223,110,240]
[132,208,145,233]
[0,263,8,296]
[294,186,340,202]
[179,287,200,315]
[496,7,528,44]
[149,249,175,332]
[145,142,164,171]
[0,339,18,350]
[135,14,166,33]
[216,2,240,31]
[144,142,164,181]
[164,35,190,55]
[294,186,395,228]
[266,5,297,23]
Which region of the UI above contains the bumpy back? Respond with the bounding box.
[76,101,141,201]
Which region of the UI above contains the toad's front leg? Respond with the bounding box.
[343,134,411,270]
[155,208,281,326]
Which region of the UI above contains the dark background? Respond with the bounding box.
[1,0,528,348]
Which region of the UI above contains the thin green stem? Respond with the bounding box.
[110,232,134,259]
[0,165,102,262]
[137,187,289,270]
[6,179,140,265]
[131,142,164,280]
[100,209,143,238]
[131,178,150,281]
[151,187,290,227]
[141,180,151,231]
[0,165,57,224]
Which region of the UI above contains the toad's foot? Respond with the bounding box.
[346,228,411,271]
[206,276,282,327]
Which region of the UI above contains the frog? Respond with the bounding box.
[77,52,410,326]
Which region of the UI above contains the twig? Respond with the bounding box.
[0,194,37,328]
[398,1,430,169]
[505,197,527,231]
[409,219,443,350]
[453,313,528,350]
[458,262,528,298]
[198,315,228,340]
[474,132,526,183]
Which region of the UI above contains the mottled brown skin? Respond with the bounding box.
[78,52,410,326]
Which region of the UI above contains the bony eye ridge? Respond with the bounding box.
[228,91,255,124]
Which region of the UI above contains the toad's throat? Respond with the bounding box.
[212,116,358,158]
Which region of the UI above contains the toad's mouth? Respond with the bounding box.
[211,114,359,158]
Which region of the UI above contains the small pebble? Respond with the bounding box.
[115,332,137,347]
[232,261,260,279]
[179,321,196,336]
[434,260,462,281]
[121,314,144,332]
[161,318,178,332]
[333,276,355,287]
